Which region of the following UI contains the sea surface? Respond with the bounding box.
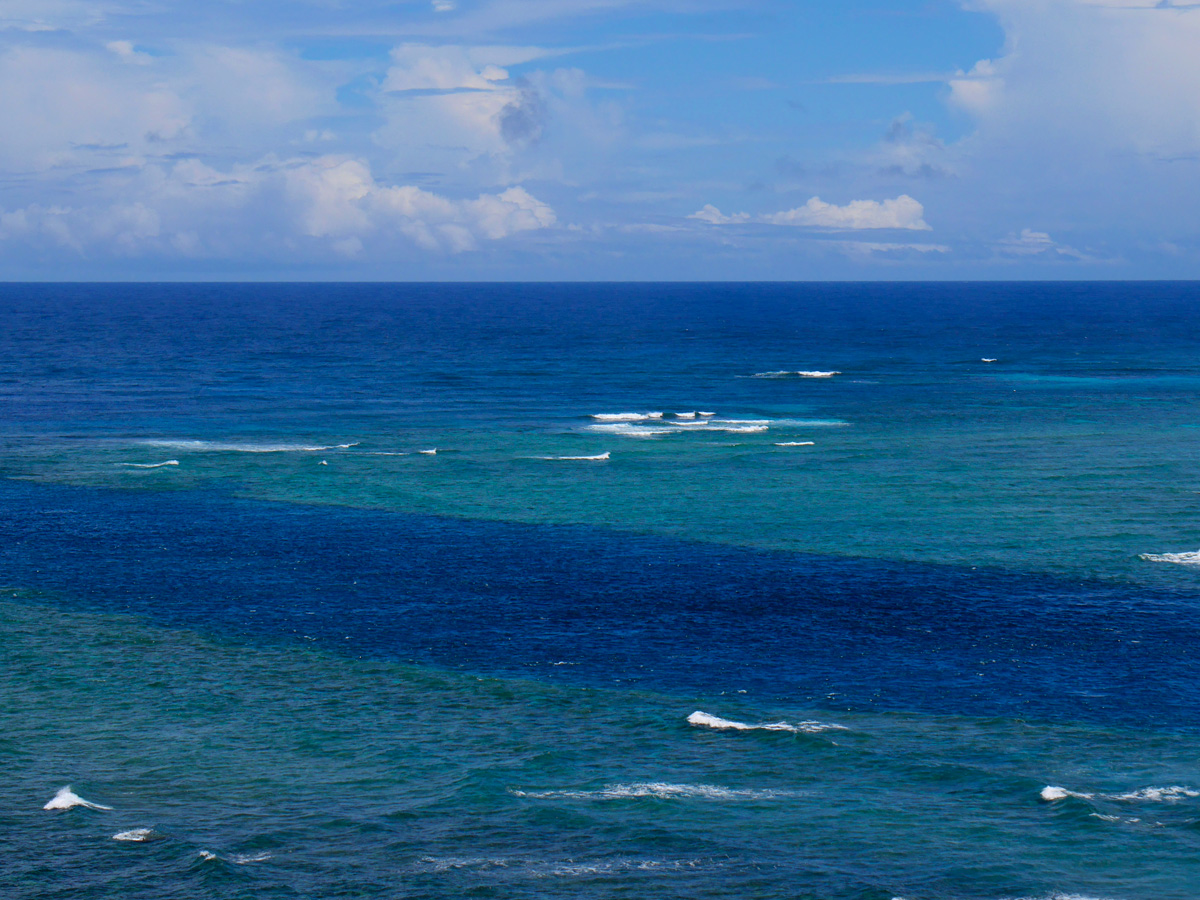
[3,282,1200,899]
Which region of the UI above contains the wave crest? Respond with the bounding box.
[1140,551,1200,566]
[44,786,112,811]
[511,782,791,801]
[688,710,846,735]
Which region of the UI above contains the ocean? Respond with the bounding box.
[3,281,1199,899]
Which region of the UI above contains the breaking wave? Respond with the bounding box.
[1041,784,1199,803]
[1139,551,1200,566]
[43,786,112,811]
[750,370,840,379]
[141,440,359,453]
[687,710,847,734]
[113,828,158,842]
[511,782,793,801]
[534,452,611,461]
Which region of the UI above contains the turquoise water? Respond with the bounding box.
[4,283,1200,898]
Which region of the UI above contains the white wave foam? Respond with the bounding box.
[751,370,840,379]
[706,420,769,434]
[1112,786,1200,802]
[698,411,715,417]
[586,423,677,438]
[588,417,771,437]
[119,460,179,469]
[982,358,998,363]
[592,413,654,422]
[113,828,157,842]
[142,440,359,453]
[688,710,846,734]
[418,449,437,456]
[535,452,610,461]
[44,786,112,811]
[1041,786,1089,801]
[770,418,850,427]
[1139,551,1200,566]
[198,850,218,861]
[231,852,272,864]
[676,412,697,419]
[1041,784,1198,803]
[511,782,790,801]
[774,441,815,447]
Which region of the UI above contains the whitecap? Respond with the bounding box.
[1139,551,1200,566]
[511,782,792,801]
[1041,784,1198,803]
[198,850,218,861]
[1041,786,1091,802]
[141,440,359,453]
[585,423,677,438]
[591,413,654,422]
[1111,786,1199,802]
[675,412,697,419]
[706,420,770,434]
[534,452,610,461]
[770,418,850,427]
[231,852,272,864]
[688,710,846,734]
[751,370,840,379]
[113,828,158,842]
[774,442,815,447]
[118,460,179,469]
[982,358,998,363]
[698,411,716,417]
[418,449,437,456]
[43,786,112,811]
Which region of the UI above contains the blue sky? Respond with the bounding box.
[0,0,1196,280]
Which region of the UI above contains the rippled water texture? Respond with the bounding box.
[3,283,1200,898]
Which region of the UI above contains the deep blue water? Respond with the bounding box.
[5,282,1200,900]
[3,478,1198,730]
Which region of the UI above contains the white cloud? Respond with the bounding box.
[0,155,557,258]
[0,46,191,168]
[383,44,509,92]
[997,228,1086,258]
[288,157,556,251]
[106,40,152,65]
[688,204,747,225]
[691,195,930,231]
[957,0,1200,159]
[833,240,951,258]
[0,0,122,31]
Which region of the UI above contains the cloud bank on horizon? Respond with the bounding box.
[0,0,1196,279]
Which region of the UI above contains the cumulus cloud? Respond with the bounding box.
[0,156,556,258]
[690,195,930,230]
[955,0,1200,159]
[286,156,556,251]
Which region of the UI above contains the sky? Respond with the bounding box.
[0,0,1197,280]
